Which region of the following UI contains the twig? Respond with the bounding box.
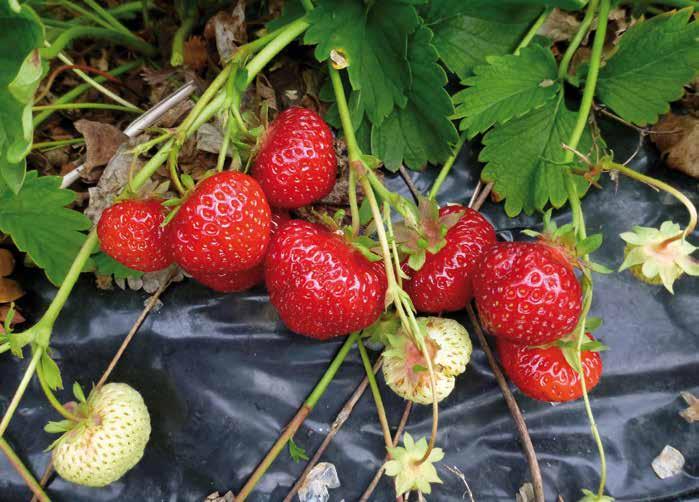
[97,271,175,388]
[398,165,420,203]
[466,305,544,502]
[30,460,54,502]
[283,358,383,502]
[468,181,482,208]
[443,464,475,502]
[472,182,493,212]
[34,64,122,104]
[360,401,413,501]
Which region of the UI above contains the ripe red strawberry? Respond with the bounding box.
[252,107,337,209]
[168,171,271,275]
[403,205,496,313]
[192,210,290,292]
[97,199,172,272]
[473,242,582,345]
[265,220,387,339]
[498,334,603,402]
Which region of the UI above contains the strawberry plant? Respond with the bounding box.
[0,1,698,501]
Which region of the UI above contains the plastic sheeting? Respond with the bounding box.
[1,123,698,501]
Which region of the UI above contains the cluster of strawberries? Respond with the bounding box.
[97,107,601,405]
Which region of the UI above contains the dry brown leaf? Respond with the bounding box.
[0,249,15,277]
[204,1,247,63]
[0,304,24,334]
[0,277,24,303]
[651,113,699,179]
[680,391,699,423]
[74,119,128,171]
[183,36,209,71]
[538,8,581,42]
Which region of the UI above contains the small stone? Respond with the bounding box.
[652,445,685,479]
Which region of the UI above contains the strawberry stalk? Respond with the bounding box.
[599,160,697,240]
[429,131,467,200]
[357,339,393,449]
[558,0,600,80]
[0,16,311,441]
[561,0,612,499]
[0,437,50,502]
[329,64,441,467]
[236,331,360,501]
[36,364,81,422]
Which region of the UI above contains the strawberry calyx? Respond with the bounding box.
[393,197,464,272]
[384,433,445,496]
[523,209,610,274]
[619,221,699,293]
[531,331,608,374]
[311,208,384,263]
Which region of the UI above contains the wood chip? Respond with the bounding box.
[652,445,685,479]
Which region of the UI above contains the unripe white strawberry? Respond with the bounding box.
[51,383,151,487]
[382,317,472,404]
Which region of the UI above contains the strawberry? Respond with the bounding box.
[51,383,151,487]
[252,107,337,209]
[382,317,472,404]
[473,241,582,345]
[168,171,271,275]
[97,199,172,272]
[192,210,290,292]
[264,220,387,339]
[498,334,603,402]
[403,205,496,313]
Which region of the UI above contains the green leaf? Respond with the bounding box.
[596,8,699,126]
[585,316,603,333]
[72,381,87,403]
[426,2,541,80]
[92,251,143,280]
[453,44,560,137]
[0,171,93,285]
[371,25,458,171]
[479,94,592,216]
[288,437,309,463]
[0,3,44,192]
[40,351,63,391]
[306,0,420,124]
[479,96,592,217]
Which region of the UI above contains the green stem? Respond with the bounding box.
[561,0,611,497]
[56,51,139,110]
[32,103,140,113]
[0,348,43,438]
[32,138,85,151]
[329,66,361,232]
[0,437,50,502]
[54,0,115,31]
[36,363,81,422]
[236,332,359,501]
[650,0,698,8]
[33,59,142,127]
[216,113,235,172]
[558,0,600,80]
[0,342,10,354]
[82,0,135,36]
[168,149,186,196]
[515,7,552,55]
[429,131,466,200]
[601,160,697,238]
[244,17,310,87]
[357,339,393,449]
[40,26,158,59]
[171,14,196,67]
[300,0,314,11]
